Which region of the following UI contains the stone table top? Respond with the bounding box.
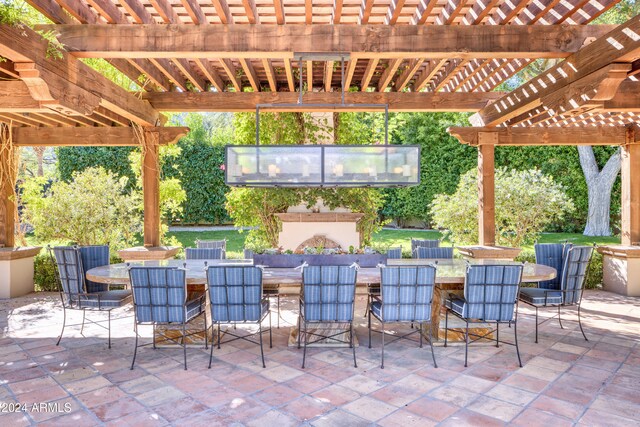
[86,258,556,287]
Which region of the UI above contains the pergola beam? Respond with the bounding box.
[449,125,635,146]
[141,91,505,112]
[39,24,616,59]
[11,126,189,146]
[0,25,161,126]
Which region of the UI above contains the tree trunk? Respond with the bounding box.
[578,146,621,236]
[33,146,45,177]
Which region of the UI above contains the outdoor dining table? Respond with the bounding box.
[86,258,556,343]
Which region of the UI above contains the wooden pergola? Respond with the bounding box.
[0,0,639,257]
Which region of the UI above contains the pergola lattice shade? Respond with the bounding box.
[225,145,420,187]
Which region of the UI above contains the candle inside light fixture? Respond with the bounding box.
[369,166,377,177]
[268,164,277,177]
[302,164,310,177]
[334,164,344,177]
[393,166,403,174]
[402,164,411,177]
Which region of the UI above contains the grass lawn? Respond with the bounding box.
[163,228,620,258]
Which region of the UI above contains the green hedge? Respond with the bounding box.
[162,139,229,224]
[57,146,137,189]
[33,252,57,292]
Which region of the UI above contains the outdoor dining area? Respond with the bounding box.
[2,238,639,425]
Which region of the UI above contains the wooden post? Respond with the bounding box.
[621,128,640,245]
[142,129,160,247]
[478,133,497,246]
[0,124,16,248]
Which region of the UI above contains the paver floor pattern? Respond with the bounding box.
[0,291,639,426]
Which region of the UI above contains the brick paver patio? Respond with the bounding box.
[1,290,639,426]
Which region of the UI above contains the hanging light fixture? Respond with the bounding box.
[225,54,420,188]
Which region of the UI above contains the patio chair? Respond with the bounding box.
[197,239,226,258]
[206,266,272,368]
[519,245,593,343]
[411,238,440,255]
[298,265,358,369]
[185,247,224,260]
[368,266,438,369]
[414,246,454,259]
[444,264,524,367]
[129,266,207,370]
[50,246,132,349]
[534,242,572,289]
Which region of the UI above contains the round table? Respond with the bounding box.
[87,259,555,343]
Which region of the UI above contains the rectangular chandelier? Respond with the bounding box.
[225,145,420,187]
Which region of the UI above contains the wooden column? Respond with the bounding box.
[478,133,497,246]
[142,129,160,247]
[621,128,640,245]
[0,124,16,248]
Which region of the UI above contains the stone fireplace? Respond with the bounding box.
[275,201,363,251]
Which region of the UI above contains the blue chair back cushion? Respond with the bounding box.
[185,247,224,260]
[52,246,84,303]
[78,245,110,293]
[415,246,454,259]
[207,266,265,322]
[386,247,402,259]
[462,264,523,321]
[411,238,439,254]
[379,266,435,322]
[561,246,593,305]
[534,243,572,289]
[302,266,357,322]
[129,267,188,324]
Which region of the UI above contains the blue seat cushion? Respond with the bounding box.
[371,301,382,319]
[519,288,563,306]
[186,295,206,321]
[80,290,132,308]
[445,297,466,317]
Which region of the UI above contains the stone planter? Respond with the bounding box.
[252,254,387,268]
[597,245,640,297]
[0,247,42,298]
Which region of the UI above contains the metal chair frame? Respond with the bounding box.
[520,246,593,343]
[298,266,358,369]
[49,246,127,349]
[444,264,524,368]
[367,266,438,369]
[206,266,272,369]
[129,266,207,370]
